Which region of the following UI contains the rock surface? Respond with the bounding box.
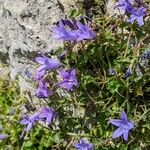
[0,0,76,96]
[106,0,124,16]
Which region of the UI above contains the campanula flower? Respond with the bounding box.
[51,17,96,41]
[0,125,8,140]
[73,138,93,150]
[108,68,117,75]
[75,21,96,41]
[51,20,78,41]
[20,112,41,132]
[125,67,132,78]
[116,0,147,26]
[34,69,46,81]
[35,54,61,72]
[141,48,150,60]
[58,69,78,91]
[127,6,147,26]
[39,107,57,125]
[139,48,150,68]
[36,80,53,98]
[0,134,8,140]
[59,50,67,59]
[110,111,134,141]
[115,0,134,13]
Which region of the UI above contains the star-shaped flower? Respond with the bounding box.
[110,111,134,141]
[50,20,77,41]
[20,112,41,132]
[50,17,96,41]
[36,80,53,98]
[73,138,93,150]
[34,69,46,81]
[35,54,61,72]
[58,69,78,91]
[0,125,8,140]
[125,67,132,78]
[0,134,8,140]
[75,21,96,41]
[39,107,57,125]
[127,6,147,26]
[108,68,117,75]
[115,0,134,13]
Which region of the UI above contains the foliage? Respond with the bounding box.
[0,0,150,149]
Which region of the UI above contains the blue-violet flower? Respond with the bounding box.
[125,67,132,78]
[51,18,96,41]
[58,69,78,91]
[0,125,8,140]
[36,80,53,98]
[110,111,134,141]
[39,107,57,125]
[35,54,61,72]
[73,138,93,150]
[20,112,41,132]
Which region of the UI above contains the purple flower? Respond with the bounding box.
[50,18,96,41]
[127,6,147,26]
[141,48,150,60]
[58,69,78,91]
[0,134,8,140]
[59,50,67,59]
[108,68,117,75]
[0,125,8,140]
[116,0,147,26]
[39,107,57,125]
[115,0,134,13]
[125,67,132,78]
[110,111,134,141]
[51,20,78,41]
[20,112,41,132]
[139,48,150,68]
[36,54,61,72]
[36,80,53,98]
[73,138,93,150]
[75,21,96,41]
[34,69,46,81]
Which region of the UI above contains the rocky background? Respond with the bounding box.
[0,0,117,96]
[0,0,76,95]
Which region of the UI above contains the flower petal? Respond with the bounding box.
[0,134,8,140]
[137,16,144,26]
[20,119,30,124]
[120,111,128,122]
[123,131,129,141]
[73,143,80,148]
[112,127,126,139]
[70,69,76,76]
[36,65,47,72]
[80,138,88,144]
[76,21,85,30]
[35,57,45,64]
[26,123,33,132]
[110,119,122,127]
[59,69,69,78]
[127,120,134,130]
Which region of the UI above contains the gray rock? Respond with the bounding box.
[106,0,124,16]
[0,0,74,98]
